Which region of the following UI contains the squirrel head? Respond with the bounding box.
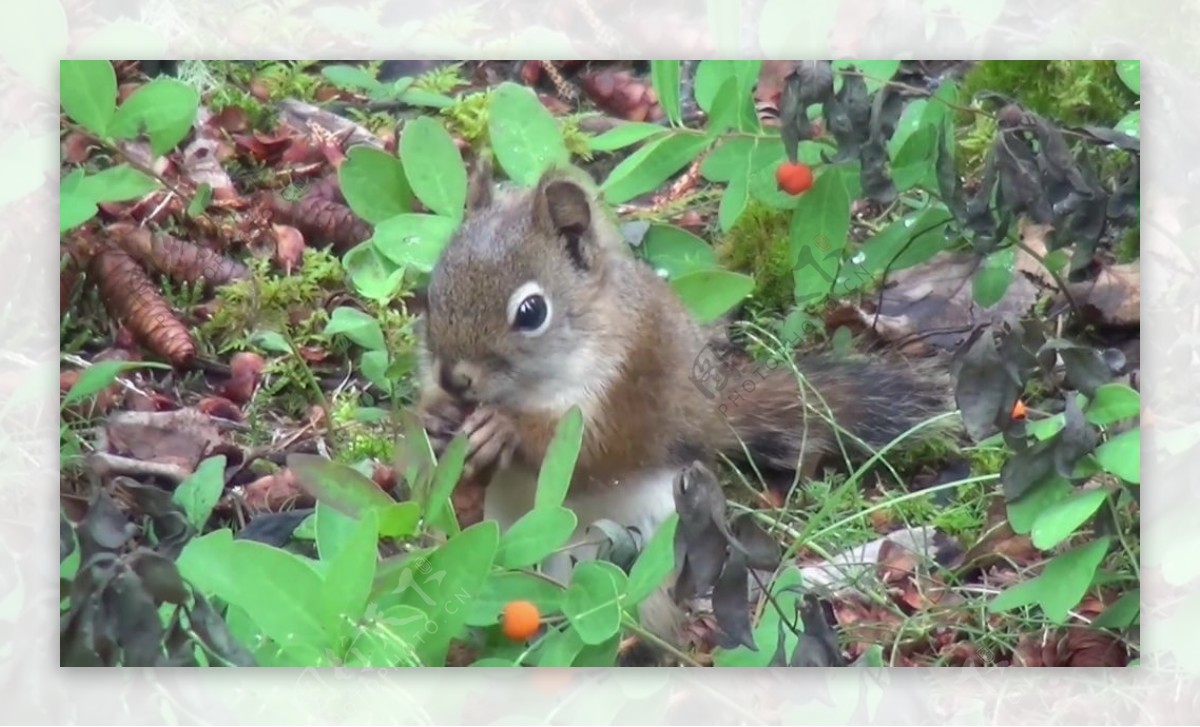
[419,163,625,413]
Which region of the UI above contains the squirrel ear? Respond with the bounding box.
[532,172,593,269]
[465,154,493,211]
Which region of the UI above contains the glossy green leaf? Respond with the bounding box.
[360,349,389,391]
[833,60,900,93]
[287,453,395,517]
[315,500,360,562]
[338,146,414,224]
[324,306,386,351]
[626,514,678,605]
[600,132,710,204]
[973,246,1015,308]
[370,213,456,274]
[1115,110,1139,138]
[399,116,466,219]
[322,64,382,92]
[322,508,379,637]
[650,60,682,126]
[588,122,667,153]
[640,224,717,278]
[670,269,755,323]
[1095,428,1140,483]
[171,455,227,530]
[343,242,406,302]
[888,99,928,157]
[704,77,740,137]
[536,406,584,509]
[59,60,116,136]
[342,604,427,667]
[75,164,159,203]
[424,434,467,536]
[1006,475,1072,535]
[488,82,571,185]
[693,60,760,132]
[790,167,851,306]
[1031,488,1109,550]
[60,187,97,232]
[467,571,564,627]
[389,520,499,664]
[496,506,578,569]
[1086,383,1140,426]
[700,137,755,182]
[109,78,200,156]
[562,560,627,645]
[1115,60,1139,95]
[534,627,587,666]
[1090,589,1140,630]
[989,537,1110,624]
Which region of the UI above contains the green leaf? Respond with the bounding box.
[1095,428,1140,484]
[833,60,900,93]
[790,168,851,306]
[343,604,426,667]
[109,78,200,156]
[626,514,678,605]
[187,182,212,218]
[535,406,584,509]
[702,76,740,137]
[376,502,421,539]
[671,269,754,323]
[178,531,330,655]
[399,116,466,220]
[496,506,578,569]
[59,60,116,136]
[388,520,500,664]
[989,537,1110,624]
[75,164,159,203]
[424,434,467,536]
[973,246,1015,308]
[324,306,386,351]
[1086,383,1140,426]
[60,187,98,232]
[562,560,627,645]
[588,122,667,153]
[600,132,710,204]
[640,224,717,278]
[1006,475,1072,535]
[360,349,390,391]
[650,60,682,126]
[398,88,456,109]
[1031,488,1109,550]
[322,508,379,637]
[322,64,382,92]
[890,125,939,192]
[61,360,168,407]
[171,455,226,530]
[534,627,587,666]
[1115,60,1139,95]
[467,571,564,627]
[338,146,414,224]
[712,566,803,666]
[1090,589,1140,630]
[315,500,360,562]
[700,137,755,182]
[488,82,571,185]
[1115,110,1139,138]
[888,99,928,157]
[249,330,292,355]
[343,242,406,303]
[287,453,395,517]
[370,213,457,274]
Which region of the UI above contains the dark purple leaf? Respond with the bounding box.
[128,549,189,605]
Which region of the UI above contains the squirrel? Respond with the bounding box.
[413,161,956,651]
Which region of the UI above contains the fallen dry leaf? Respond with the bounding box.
[98,408,226,475]
[271,223,306,274]
[221,351,265,405]
[1065,261,1140,328]
[241,468,307,512]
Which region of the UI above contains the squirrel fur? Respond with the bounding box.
[414,162,956,651]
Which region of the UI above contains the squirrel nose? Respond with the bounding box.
[439,362,473,397]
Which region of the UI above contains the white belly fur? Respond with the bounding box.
[483,465,679,583]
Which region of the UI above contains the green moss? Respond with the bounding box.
[1116,224,1140,263]
[959,61,1135,127]
[716,201,794,314]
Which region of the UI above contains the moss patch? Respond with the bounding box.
[715,201,794,314]
[959,61,1135,127]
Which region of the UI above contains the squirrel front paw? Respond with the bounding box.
[419,399,469,456]
[460,407,519,478]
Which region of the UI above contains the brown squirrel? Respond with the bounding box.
[414,161,956,648]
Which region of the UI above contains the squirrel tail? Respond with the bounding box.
[717,353,959,477]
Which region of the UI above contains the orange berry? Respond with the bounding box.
[775,161,814,195]
[1011,399,1028,420]
[501,600,541,641]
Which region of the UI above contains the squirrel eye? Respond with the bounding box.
[513,294,549,333]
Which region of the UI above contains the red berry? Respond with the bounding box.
[775,162,814,195]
